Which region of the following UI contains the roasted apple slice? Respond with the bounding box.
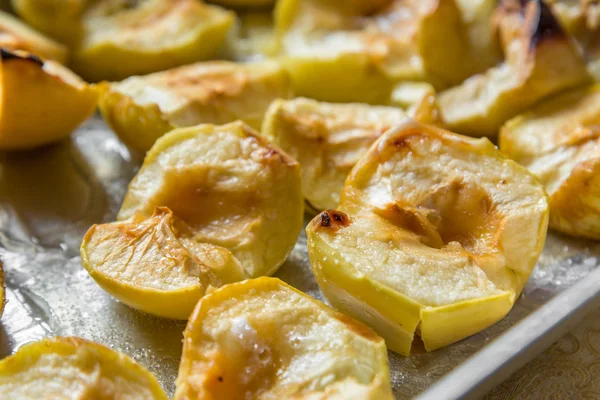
[175,277,393,400]
[0,11,67,62]
[0,49,98,150]
[306,120,549,355]
[262,97,408,211]
[82,122,303,318]
[0,337,167,399]
[500,84,600,239]
[81,207,245,319]
[100,60,291,152]
[117,122,303,278]
[440,0,590,137]
[72,0,234,82]
[273,0,425,103]
[274,0,498,103]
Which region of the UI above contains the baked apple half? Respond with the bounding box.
[175,277,393,400]
[14,0,235,82]
[306,120,549,355]
[100,60,292,152]
[440,0,590,137]
[274,0,499,103]
[0,337,167,399]
[0,10,67,62]
[274,0,421,103]
[82,122,303,319]
[0,49,98,150]
[500,84,600,239]
[72,0,234,82]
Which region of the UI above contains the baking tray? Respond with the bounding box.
[1,116,599,399]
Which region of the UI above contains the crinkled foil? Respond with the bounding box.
[1,118,598,398]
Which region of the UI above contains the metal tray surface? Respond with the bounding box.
[0,117,599,399]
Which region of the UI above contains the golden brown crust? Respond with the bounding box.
[150,62,250,105]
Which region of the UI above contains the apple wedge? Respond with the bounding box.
[262,97,408,211]
[439,0,591,137]
[12,0,235,78]
[100,60,291,152]
[15,0,235,82]
[0,49,99,150]
[273,0,425,103]
[500,84,600,239]
[274,0,498,103]
[0,10,67,63]
[72,0,234,82]
[82,122,303,318]
[306,120,549,355]
[0,337,167,399]
[175,277,393,400]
